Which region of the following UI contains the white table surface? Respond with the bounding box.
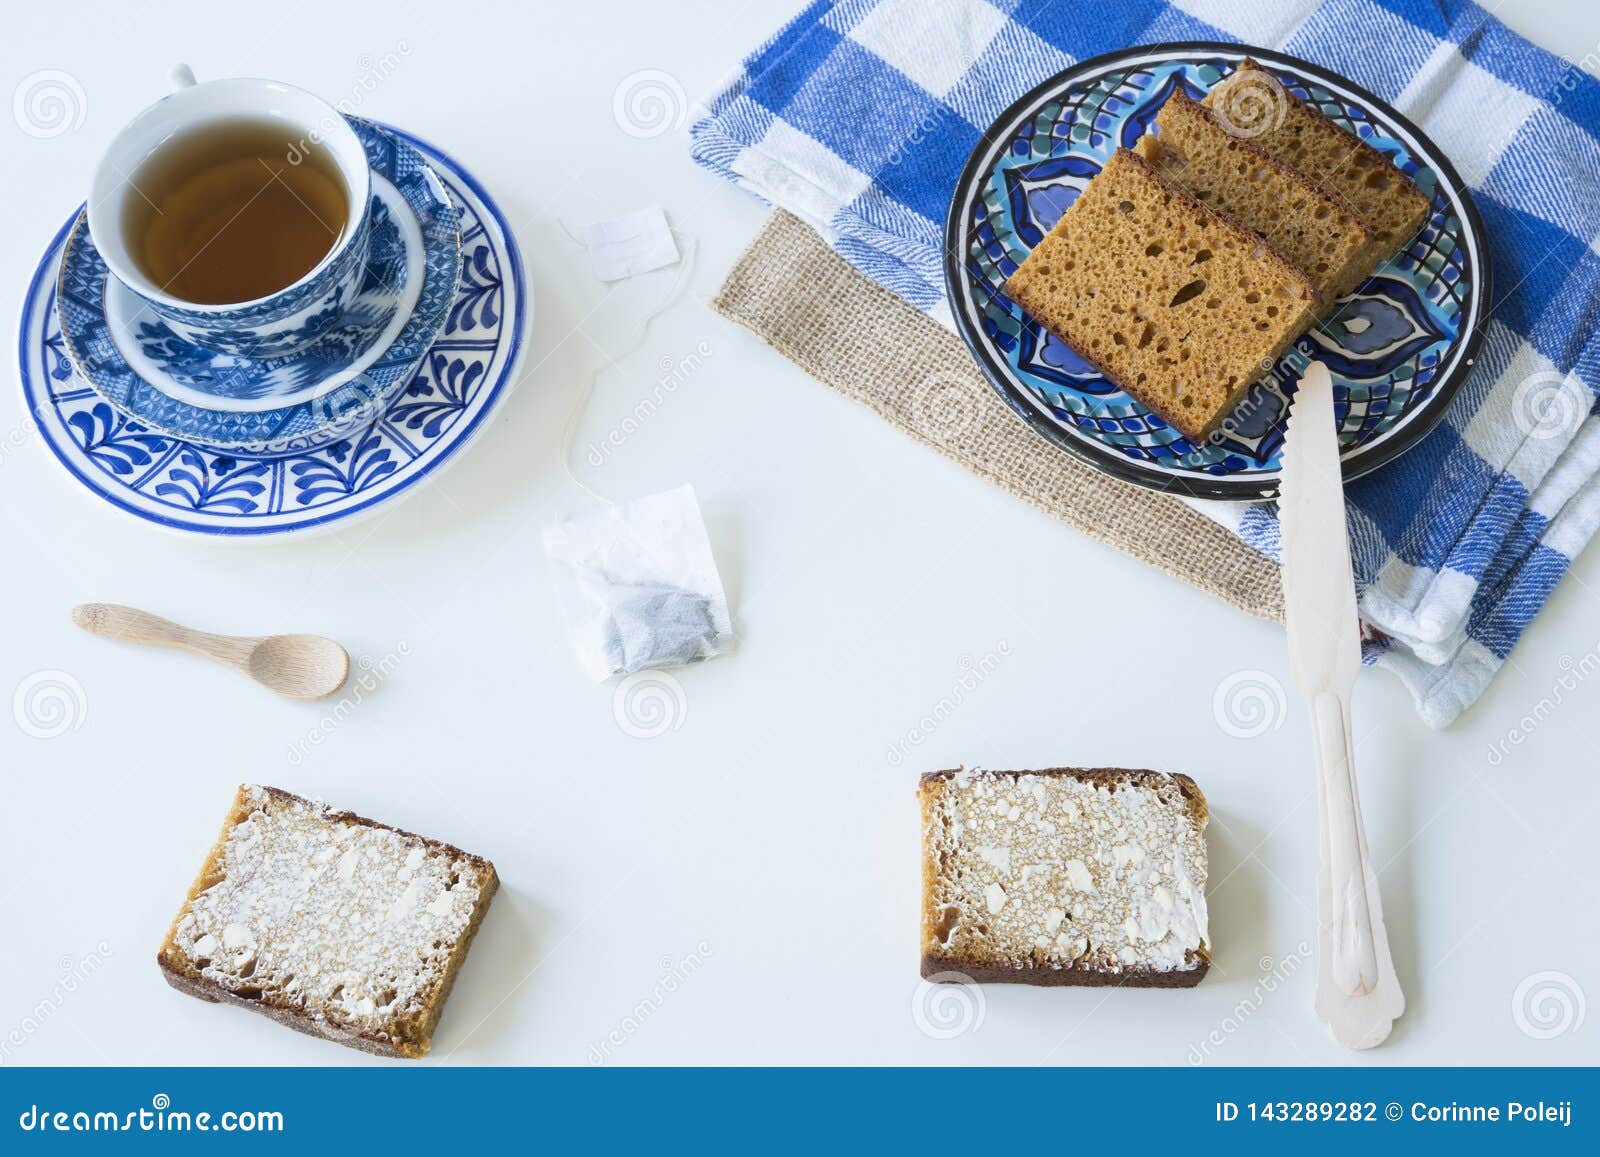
[2,0,1598,1068]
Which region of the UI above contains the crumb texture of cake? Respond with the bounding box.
[1203,59,1431,257]
[1135,90,1376,302]
[920,768,1209,987]
[158,785,498,1058]
[1003,148,1315,443]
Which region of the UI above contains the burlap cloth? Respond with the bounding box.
[712,210,1285,622]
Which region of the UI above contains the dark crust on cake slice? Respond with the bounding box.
[918,767,1209,988]
[921,955,1209,988]
[156,784,499,1059]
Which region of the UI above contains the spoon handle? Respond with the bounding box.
[72,603,256,669]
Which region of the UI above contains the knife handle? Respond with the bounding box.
[1311,690,1381,996]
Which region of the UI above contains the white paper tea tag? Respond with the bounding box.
[543,485,734,680]
[582,207,680,282]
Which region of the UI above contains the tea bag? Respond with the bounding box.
[543,485,734,680]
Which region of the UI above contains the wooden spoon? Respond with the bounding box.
[72,603,350,700]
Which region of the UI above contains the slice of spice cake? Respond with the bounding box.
[919,767,1210,987]
[1004,147,1315,442]
[1203,58,1431,258]
[1136,89,1375,302]
[158,784,498,1058]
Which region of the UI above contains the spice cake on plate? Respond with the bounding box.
[1135,89,1377,303]
[1203,58,1431,257]
[1003,147,1316,443]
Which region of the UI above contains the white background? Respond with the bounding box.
[2,0,1598,1067]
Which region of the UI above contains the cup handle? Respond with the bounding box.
[168,63,197,91]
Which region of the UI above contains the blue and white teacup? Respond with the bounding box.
[86,71,372,365]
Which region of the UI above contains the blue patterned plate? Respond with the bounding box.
[54,117,461,456]
[18,124,526,537]
[945,43,1489,500]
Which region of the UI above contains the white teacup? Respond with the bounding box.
[86,70,372,366]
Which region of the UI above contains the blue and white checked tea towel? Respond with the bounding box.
[692,0,1600,727]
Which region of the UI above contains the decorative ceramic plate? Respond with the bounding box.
[18,124,526,537]
[54,117,461,455]
[944,42,1488,500]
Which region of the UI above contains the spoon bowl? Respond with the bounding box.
[73,604,351,701]
[246,633,351,700]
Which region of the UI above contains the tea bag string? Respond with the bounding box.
[555,221,698,508]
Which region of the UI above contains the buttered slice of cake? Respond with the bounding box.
[1004,147,1315,443]
[158,785,498,1058]
[919,767,1210,987]
[1136,90,1376,302]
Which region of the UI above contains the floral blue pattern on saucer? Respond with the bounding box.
[19,125,527,537]
[53,117,462,456]
[944,44,1488,500]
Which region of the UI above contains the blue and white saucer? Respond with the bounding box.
[54,117,461,456]
[18,124,527,537]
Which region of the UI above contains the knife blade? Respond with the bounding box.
[1279,361,1404,1048]
[1280,362,1360,701]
